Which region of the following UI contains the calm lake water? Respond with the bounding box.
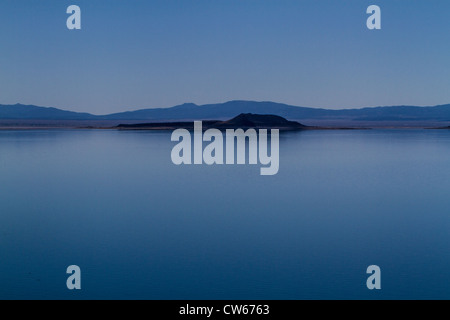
[0,129,449,299]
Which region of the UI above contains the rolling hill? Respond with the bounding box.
[1,101,450,125]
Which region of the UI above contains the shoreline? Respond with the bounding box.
[0,125,446,131]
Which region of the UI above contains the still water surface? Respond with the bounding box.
[0,129,449,299]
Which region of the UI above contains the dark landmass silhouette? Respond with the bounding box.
[100,101,450,123]
[215,113,307,129]
[1,101,450,128]
[0,104,97,120]
[116,113,311,130]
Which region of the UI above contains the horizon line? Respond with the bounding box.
[2,100,450,116]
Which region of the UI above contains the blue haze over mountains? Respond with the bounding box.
[1,101,450,122]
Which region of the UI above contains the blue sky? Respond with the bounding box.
[0,0,449,114]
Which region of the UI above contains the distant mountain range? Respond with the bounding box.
[1,101,450,124]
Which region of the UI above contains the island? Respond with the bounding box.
[115,113,316,131]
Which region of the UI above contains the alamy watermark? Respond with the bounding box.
[66,265,81,290]
[366,265,381,290]
[171,121,280,176]
[66,5,381,31]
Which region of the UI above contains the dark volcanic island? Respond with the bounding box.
[115,113,312,131]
